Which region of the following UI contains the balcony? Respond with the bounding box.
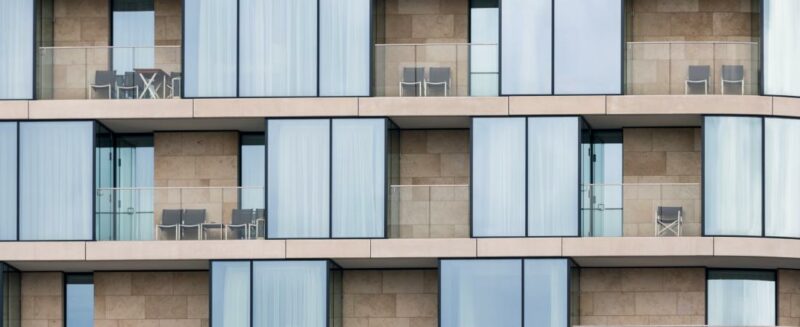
[581,183,701,237]
[95,186,263,241]
[373,43,498,97]
[37,46,182,100]
[388,185,470,238]
[626,41,759,95]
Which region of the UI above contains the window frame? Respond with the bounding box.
[705,268,778,326]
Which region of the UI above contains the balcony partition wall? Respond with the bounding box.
[440,259,571,327]
[472,117,580,237]
[0,0,33,99]
[267,118,387,239]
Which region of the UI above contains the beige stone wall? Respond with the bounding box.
[580,268,705,325]
[626,0,760,94]
[154,132,239,240]
[155,0,182,76]
[22,272,63,327]
[779,269,800,326]
[94,271,208,327]
[393,130,469,238]
[622,128,701,236]
[343,270,438,327]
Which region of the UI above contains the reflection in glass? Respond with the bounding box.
[440,260,522,327]
[708,270,775,326]
[472,118,526,236]
[527,117,579,236]
[704,116,762,236]
[0,123,17,240]
[212,261,251,327]
[19,122,94,240]
[765,118,800,237]
[501,0,551,95]
[184,0,237,97]
[252,261,327,327]
[267,120,330,238]
[331,119,386,238]
[0,0,33,99]
[65,274,94,327]
[554,0,622,94]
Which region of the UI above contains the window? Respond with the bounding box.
[212,261,251,327]
[0,123,17,240]
[184,0,237,97]
[766,118,800,237]
[19,122,94,241]
[319,0,370,96]
[470,0,499,96]
[240,133,265,210]
[440,259,571,327]
[707,270,775,326]
[0,0,33,99]
[105,135,154,241]
[472,117,581,237]
[267,119,387,239]
[553,0,622,94]
[527,117,579,236]
[764,0,800,96]
[704,116,762,236]
[112,0,155,73]
[211,260,340,327]
[581,130,623,237]
[500,0,552,95]
[0,263,21,327]
[65,274,94,327]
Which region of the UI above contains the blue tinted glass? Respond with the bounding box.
[440,260,522,327]
[184,0,237,97]
[66,278,94,327]
[252,261,327,327]
[0,123,17,240]
[0,0,33,99]
[212,261,251,327]
[524,259,568,327]
[708,270,776,326]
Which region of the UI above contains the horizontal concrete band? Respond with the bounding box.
[1,237,798,264]
[2,95,800,119]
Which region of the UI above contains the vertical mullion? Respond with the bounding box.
[329,119,333,238]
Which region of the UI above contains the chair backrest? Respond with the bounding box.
[657,206,682,222]
[232,209,254,225]
[688,65,710,81]
[402,67,424,83]
[182,209,206,225]
[94,70,116,86]
[429,67,451,83]
[123,72,136,87]
[254,208,266,220]
[171,72,182,97]
[161,209,182,225]
[722,65,744,81]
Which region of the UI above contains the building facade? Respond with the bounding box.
[1,0,800,326]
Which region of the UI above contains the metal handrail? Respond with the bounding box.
[97,186,263,191]
[389,184,469,188]
[39,45,181,50]
[582,182,699,187]
[375,42,496,47]
[627,41,758,45]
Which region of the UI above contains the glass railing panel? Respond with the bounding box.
[38,45,182,100]
[581,183,701,237]
[95,186,263,241]
[373,43,498,97]
[388,185,470,238]
[626,41,758,95]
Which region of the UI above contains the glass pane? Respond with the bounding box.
[440,259,522,327]
[704,117,762,236]
[65,275,94,327]
[708,270,776,326]
[240,0,317,96]
[114,135,154,241]
[472,118,526,237]
[95,125,114,241]
[501,0,551,95]
[319,0,370,96]
[470,6,499,96]
[0,0,33,99]
[3,264,21,327]
[267,120,330,238]
[524,259,568,327]
[184,0,237,97]
[252,261,327,327]
[19,122,94,240]
[112,11,155,73]
[331,119,385,238]
[241,134,265,210]
[554,0,622,94]
[0,123,17,240]
[212,261,251,327]
[765,118,800,237]
[527,117,579,236]
[764,0,800,96]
